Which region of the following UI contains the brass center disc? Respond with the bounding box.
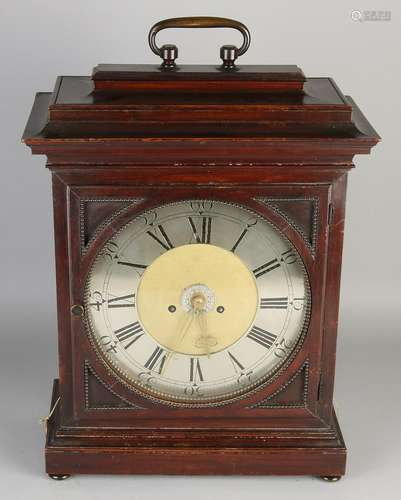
[191,294,206,310]
[136,244,258,356]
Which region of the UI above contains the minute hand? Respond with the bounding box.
[161,311,195,375]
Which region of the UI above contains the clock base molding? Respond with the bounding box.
[45,380,346,478]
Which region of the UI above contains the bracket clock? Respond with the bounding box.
[23,17,379,480]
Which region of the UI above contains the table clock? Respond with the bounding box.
[23,17,379,480]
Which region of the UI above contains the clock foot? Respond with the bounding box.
[48,474,71,481]
[320,475,341,482]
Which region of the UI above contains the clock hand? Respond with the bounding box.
[195,310,211,358]
[176,311,196,347]
[160,311,195,375]
[195,308,219,357]
[161,292,215,375]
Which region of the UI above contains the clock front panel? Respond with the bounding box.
[85,200,310,407]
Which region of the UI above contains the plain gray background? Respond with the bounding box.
[1,1,400,498]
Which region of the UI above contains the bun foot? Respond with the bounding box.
[320,475,341,482]
[48,474,71,481]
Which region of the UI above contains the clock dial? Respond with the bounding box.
[85,200,310,406]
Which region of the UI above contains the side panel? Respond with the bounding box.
[318,173,348,422]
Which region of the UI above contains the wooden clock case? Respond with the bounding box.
[23,41,379,479]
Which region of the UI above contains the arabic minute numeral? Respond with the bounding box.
[184,384,202,397]
[189,201,214,214]
[237,370,253,386]
[89,291,105,311]
[281,249,297,265]
[138,371,156,388]
[100,335,118,353]
[102,241,119,261]
[292,297,305,311]
[142,211,158,227]
[274,338,295,359]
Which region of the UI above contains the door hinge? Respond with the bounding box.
[328,203,334,225]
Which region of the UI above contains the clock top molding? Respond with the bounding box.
[23,62,379,166]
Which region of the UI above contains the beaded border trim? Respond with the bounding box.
[84,360,146,411]
[248,360,309,409]
[255,197,320,257]
[79,198,144,255]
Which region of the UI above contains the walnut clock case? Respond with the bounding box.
[23,17,379,480]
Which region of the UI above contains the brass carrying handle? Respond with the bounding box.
[148,16,251,69]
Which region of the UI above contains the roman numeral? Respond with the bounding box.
[188,217,212,244]
[231,228,248,253]
[147,225,174,251]
[117,261,147,270]
[228,351,245,372]
[189,358,204,383]
[201,217,212,244]
[260,297,288,309]
[114,322,144,349]
[252,258,281,278]
[108,293,136,308]
[144,347,167,374]
[247,326,277,349]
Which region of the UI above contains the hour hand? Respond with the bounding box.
[160,311,195,375]
[194,311,217,356]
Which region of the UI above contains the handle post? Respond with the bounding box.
[148,16,251,69]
